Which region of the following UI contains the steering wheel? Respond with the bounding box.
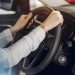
[19,7,61,74]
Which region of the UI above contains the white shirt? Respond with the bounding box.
[0,27,45,75]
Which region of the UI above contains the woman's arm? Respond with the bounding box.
[0,13,32,48]
[0,11,63,69]
[0,26,46,68]
[10,13,33,35]
[0,29,13,48]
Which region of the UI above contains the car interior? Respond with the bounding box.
[0,0,75,75]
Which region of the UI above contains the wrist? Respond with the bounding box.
[10,26,18,35]
[39,24,48,33]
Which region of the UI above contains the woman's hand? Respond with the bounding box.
[39,11,64,33]
[10,13,33,34]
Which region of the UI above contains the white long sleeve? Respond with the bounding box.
[0,29,13,47]
[0,27,45,69]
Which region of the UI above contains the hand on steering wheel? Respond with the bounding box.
[40,11,64,33]
[10,13,33,35]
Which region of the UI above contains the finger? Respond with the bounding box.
[57,12,64,24]
[52,11,60,13]
[27,22,32,29]
[19,15,27,22]
[15,15,27,26]
[27,19,34,29]
[21,15,27,19]
[23,13,33,24]
[51,11,61,16]
[53,11,64,24]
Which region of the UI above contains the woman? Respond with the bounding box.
[0,0,64,75]
[0,11,63,75]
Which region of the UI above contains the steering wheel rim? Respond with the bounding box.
[23,7,61,74]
